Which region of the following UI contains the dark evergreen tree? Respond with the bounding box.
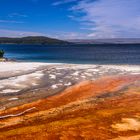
[0,50,4,58]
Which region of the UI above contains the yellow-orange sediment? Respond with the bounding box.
[0,75,140,140]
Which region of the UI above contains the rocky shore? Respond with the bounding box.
[0,57,16,62]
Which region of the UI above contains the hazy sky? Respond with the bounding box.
[0,0,140,39]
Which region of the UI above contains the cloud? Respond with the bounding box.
[69,0,140,38]
[8,13,28,18]
[0,29,45,37]
[49,31,88,39]
[0,20,24,24]
[52,0,78,6]
[0,29,81,39]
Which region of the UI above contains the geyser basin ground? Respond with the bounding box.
[0,62,139,140]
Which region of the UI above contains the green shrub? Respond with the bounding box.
[0,50,4,58]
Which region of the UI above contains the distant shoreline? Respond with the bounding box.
[1,43,140,45]
[0,36,69,45]
[1,36,140,45]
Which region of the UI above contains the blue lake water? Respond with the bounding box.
[0,44,140,65]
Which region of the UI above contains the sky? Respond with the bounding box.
[0,0,140,39]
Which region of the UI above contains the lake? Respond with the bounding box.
[0,44,140,65]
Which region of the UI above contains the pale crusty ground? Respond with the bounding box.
[0,62,139,110]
